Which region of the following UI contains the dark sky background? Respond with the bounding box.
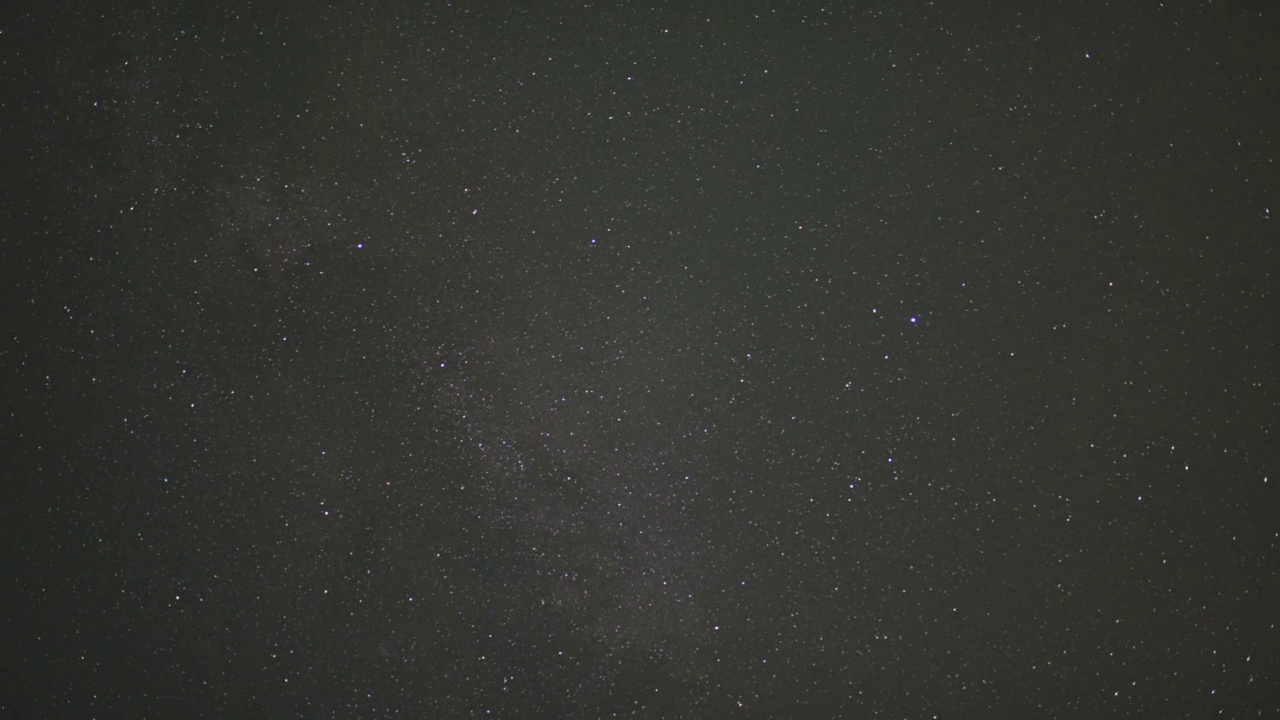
[9,2,1278,717]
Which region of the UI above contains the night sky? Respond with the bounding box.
[9,2,1279,717]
